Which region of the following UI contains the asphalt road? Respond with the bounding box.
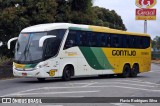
[0,63,160,106]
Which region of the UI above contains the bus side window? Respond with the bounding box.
[87,32,92,46]
[48,29,66,40]
[101,34,106,47]
[146,37,151,48]
[79,31,91,47]
[97,33,101,47]
[122,35,126,48]
[130,36,134,48]
[126,36,130,48]
[44,38,58,59]
[119,35,122,48]
[115,36,119,47]
[111,35,119,48]
[91,32,98,47]
[143,37,150,48]
[79,31,85,46]
[64,30,77,49]
[134,36,139,48]
[139,37,143,49]
[106,34,111,47]
[133,36,136,48]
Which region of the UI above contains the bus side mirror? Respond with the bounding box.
[39,35,56,47]
[7,37,18,49]
[0,41,3,47]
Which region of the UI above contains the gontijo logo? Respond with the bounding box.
[136,0,157,8]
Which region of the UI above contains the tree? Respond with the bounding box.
[0,0,127,57]
[92,6,126,30]
[152,36,160,50]
[55,0,71,22]
[0,0,58,57]
[70,0,92,12]
[0,0,57,38]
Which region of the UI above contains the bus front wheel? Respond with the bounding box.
[62,66,72,81]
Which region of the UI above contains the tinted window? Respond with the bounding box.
[111,35,120,48]
[130,36,135,48]
[44,38,58,59]
[64,30,150,49]
[64,30,77,49]
[79,31,88,46]
[48,29,66,40]
[139,37,144,48]
[134,36,140,48]
[96,33,102,47]
[91,33,97,47]
[101,34,107,47]
[143,37,150,48]
[44,29,66,59]
[106,34,111,47]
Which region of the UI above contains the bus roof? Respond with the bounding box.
[21,23,150,37]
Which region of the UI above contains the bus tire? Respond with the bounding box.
[62,66,72,81]
[122,64,131,78]
[37,78,45,82]
[130,64,139,77]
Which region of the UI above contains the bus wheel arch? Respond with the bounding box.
[130,63,139,77]
[62,64,74,81]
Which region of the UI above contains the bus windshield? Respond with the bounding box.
[15,32,46,64]
[14,29,66,64]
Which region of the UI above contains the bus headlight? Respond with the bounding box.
[36,62,48,69]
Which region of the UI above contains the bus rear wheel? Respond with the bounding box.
[62,66,72,81]
[122,64,131,78]
[130,64,139,77]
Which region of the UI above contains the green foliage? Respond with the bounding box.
[93,6,126,30]
[0,0,58,57]
[0,0,57,38]
[55,0,71,22]
[0,0,126,57]
[70,0,92,12]
[152,36,160,50]
[0,55,12,66]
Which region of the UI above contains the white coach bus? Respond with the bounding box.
[7,23,151,81]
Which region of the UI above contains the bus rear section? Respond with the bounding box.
[62,27,151,78]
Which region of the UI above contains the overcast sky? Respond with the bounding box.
[93,0,160,39]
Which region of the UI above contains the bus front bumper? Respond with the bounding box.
[13,68,59,78]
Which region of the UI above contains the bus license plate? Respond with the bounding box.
[22,73,27,76]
